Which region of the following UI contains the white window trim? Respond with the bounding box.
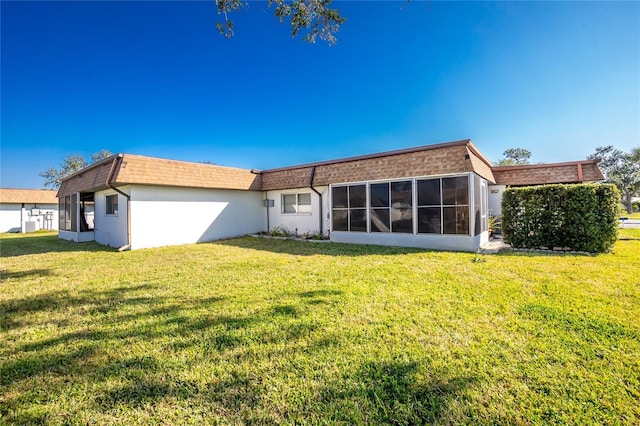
[105,194,119,216]
[281,192,312,215]
[330,173,482,237]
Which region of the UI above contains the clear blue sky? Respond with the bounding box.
[2,1,639,189]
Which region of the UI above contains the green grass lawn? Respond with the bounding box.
[1,231,639,424]
[620,211,640,219]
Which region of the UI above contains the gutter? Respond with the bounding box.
[308,166,323,235]
[106,154,131,251]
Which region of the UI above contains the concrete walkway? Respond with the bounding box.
[480,236,510,254]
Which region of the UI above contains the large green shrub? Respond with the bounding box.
[502,184,619,253]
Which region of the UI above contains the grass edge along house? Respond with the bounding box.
[56,139,603,252]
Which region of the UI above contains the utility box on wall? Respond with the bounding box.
[263,199,274,207]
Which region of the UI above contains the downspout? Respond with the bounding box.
[106,154,131,251]
[309,166,323,235]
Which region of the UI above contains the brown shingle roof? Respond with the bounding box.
[58,154,261,197]
[261,139,496,190]
[491,160,604,186]
[112,154,261,191]
[0,188,59,204]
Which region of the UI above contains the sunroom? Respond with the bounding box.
[329,173,489,252]
[58,192,96,243]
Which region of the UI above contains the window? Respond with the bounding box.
[106,194,118,215]
[370,182,390,232]
[332,175,473,236]
[391,181,413,233]
[417,179,441,234]
[58,194,77,231]
[417,176,470,235]
[332,184,366,232]
[282,193,312,214]
[442,176,469,235]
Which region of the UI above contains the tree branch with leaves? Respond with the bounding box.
[39,150,113,189]
[495,148,532,166]
[588,145,640,213]
[215,0,346,45]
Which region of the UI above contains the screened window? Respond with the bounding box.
[106,194,118,215]
[473,175,488,235]
[417,179,441,234]
[370,182,390,232]
[417,176,470,235]
[442,176,469,235]
[282,193,311,214]
[332,175,472,236]
[391,181,413,233]
[332,185,366,232]
[58,194,77,231]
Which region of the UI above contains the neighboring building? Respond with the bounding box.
[488,160,604,216]
[0,188,59,233]
[56,140,604,252]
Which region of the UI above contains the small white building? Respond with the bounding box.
[57,154,265,250]
[0,188,59,233]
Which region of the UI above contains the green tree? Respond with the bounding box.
[588,145,640,214]
[215,0,346,45]
[495,148,532,166]
[91,149,114,163]
[40,150,113,189]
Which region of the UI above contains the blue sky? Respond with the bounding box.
[1,1,638,189]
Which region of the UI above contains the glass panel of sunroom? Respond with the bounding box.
[391,181,413,233]
[332,209,348,231]
[332,186,348,208]
[442,176,468,205]
[370,183,390,207]
[370,208,390,232]
[349,185,367,208]
[417,179,441,205]
[418,207,441,234]
[443,206,469,235]
[349,209,367,232]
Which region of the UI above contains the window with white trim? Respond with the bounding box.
[417,176,469,235]
[331,185,366,231]
[369,180,413,233]
[331,175,479,236]
[106,194,118,215]
[282,192,311,214]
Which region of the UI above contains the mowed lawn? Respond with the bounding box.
[1,231,639,425]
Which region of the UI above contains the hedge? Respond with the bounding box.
[501,184,619,253]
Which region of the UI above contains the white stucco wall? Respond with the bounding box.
[330,231,486,252]
[0,203,58,233]
[94,188,130,248]
[488,185,506,217]
[265,187,329,236]
[128,185,266,250]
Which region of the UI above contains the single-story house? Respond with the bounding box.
[0,188,59,233]
[488,160,604,215]
[56,139,603,252]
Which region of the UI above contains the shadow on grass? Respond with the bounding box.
[0,233,115,257]
[0,281,479,423]
[318,360,477,424]
[519,303,640,341]
[213,236,429,257]
[0,268,53,280]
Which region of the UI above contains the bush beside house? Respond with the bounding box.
[502,184,619,253]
